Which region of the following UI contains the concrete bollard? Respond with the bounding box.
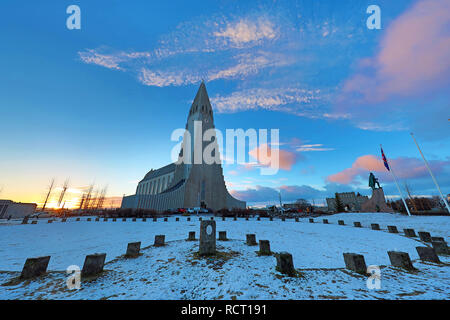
[281,217,285,222]
[95,217,100,222]
[122,218,126,222]
[246,234,257,246]
[338,220,345,225]
[199,217,202,221]
[233,217,237,221]
[76,218,80,221]
[259,240,271,255]
[199,220,216,256]
[176,217,179,221]
[222,217,225,221]
[153,217,157,222]
[112,218,117,222]
[309,218,314,223]
[187,217,190,221]
[343,253,367,274]
[81,253,106,278]
[275,252,296,276]
[31,220,37,224]
[87,218,92,221]
[416,246,440,263]
[418,231,432,242]
[371,223,380,230]
[353,222,362,228]
[142,218,146,222]
[20,256,51,279]
[164,217,168,222]
[295,217,299,222]
[269,217,273,221]
[61,218,67,223]
[431,241,449,255]
[103,218,108,222]
[246,217,249,221]
[387,225,398,233]
[132,218,136,222]
[257,217,261,221]
[126,242,141,258]
[154,235,165,247]
[404,229,416,237]
[187,231,196,241]
[48,220,53,224]
[323,219,328,224]
[21,217,29,224]
[387,251,415,270]
[218,231,227,241]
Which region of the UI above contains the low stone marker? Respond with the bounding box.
[371,223,380,230]
[81,253,106,278]
[164,217,168,222]
[187,217,190,221]
[21,217,29,224]
[246,234,257,246]
[353,222,362,228]
[418,231,432,242]
[76,218,80,221]
[126,242,141,258]
[187,231,196,241]
[122,218,126,222]
[323,219,328,224]
[259,240,271,255]
[218,231,227,241]
[431,241,449,255]
[404,228,416,237]
[142,218,146,222]
[309,218,314,223]
[257,217,261,221]
[48,219,53,223]
[246,217,249,221]
[416,246,440,263]
[233,217,237,221]
[132,218,136,222]
[281,217,285,222]
[154,235,165,246]
[176,217,179,221]
[275,252,296,276]
[222,217,225,221]
[343,253,367,274]
[199,220,216,256]
[103,218,108,222]
[269,217,273,221]
[211,217,214,220]
[61,218,67,223]
[338,220,345,225]
[95,217,100,222]
[199,217,202,221]
[87,218,91,221]
[20,256,51,279]
[31,221,37,224]
[387,225,398,233]
[153,217,157,222]
[113,218,117,222]
[387,251,415,270]
[295,218,299,222]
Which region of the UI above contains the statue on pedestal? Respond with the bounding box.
[369,172,381,190]
[361,172,393,213]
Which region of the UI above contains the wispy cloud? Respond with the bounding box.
[295,144,335,152]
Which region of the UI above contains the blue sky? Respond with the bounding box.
[0,0,449,207]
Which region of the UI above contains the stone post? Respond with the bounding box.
[164,217,168,222]
[387,225,398,233]
[295,217,299,222]
[218,231,227,241]
[153,217,157,222]
[431,241,449,255]
[103,218,108,222]
[76,218,80,221]
[199,217,202,221]
[353,222,362,228]
[404,228,416,237]
[211,217,214,220]
[142,218,146,222]
[21,217,29,224]
[154,235,165,246]
[387,251,415,270]
[338,220,345,225]
[87,218,91,221]
[222,217,225,221]
[343,253,367,274]
[48,220,53,223]
[246,234,257,246]
[61,218,67,223]
[257,217,261,221]
[309,218,314,223]
[269,217,273,221]
[81,253,106,278]
[113,218,117,222]
[199,220,216,256]
[132,218,136,222]
[126,242,141,258]
[187,217,191,221]
[281,217,285,222]
[418,231,432,242]
[323,219,328,224]
[95,217,100,221]
[176,217,179,221]
[371,223,380,230]
[416,246,440,263]
[31,221,37,224]
[187,231,196,241]
[122,218,126,222]
[259,240,271,255]
[246,217,249,221]
[275,252,296,276]
[20,256,51,279]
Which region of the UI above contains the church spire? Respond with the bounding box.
[189,81,213,118]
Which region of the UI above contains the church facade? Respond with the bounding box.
[121,82,246,212]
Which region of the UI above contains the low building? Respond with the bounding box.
[0,200,37,219]
[326,192,369,212]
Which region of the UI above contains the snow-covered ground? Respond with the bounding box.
[0,212,448,299]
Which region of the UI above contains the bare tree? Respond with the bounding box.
[42,178,55,211]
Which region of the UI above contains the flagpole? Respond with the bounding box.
[381,144,411,216]
[410,133,450,214]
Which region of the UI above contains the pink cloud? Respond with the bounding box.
[327,154,450,185]
[341,0,450,104]
[248,144,298,170]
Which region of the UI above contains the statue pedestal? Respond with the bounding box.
[361,187,394,213]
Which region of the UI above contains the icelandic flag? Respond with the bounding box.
[381,147,390,171]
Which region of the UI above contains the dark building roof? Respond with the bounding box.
[141,163,176,182]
